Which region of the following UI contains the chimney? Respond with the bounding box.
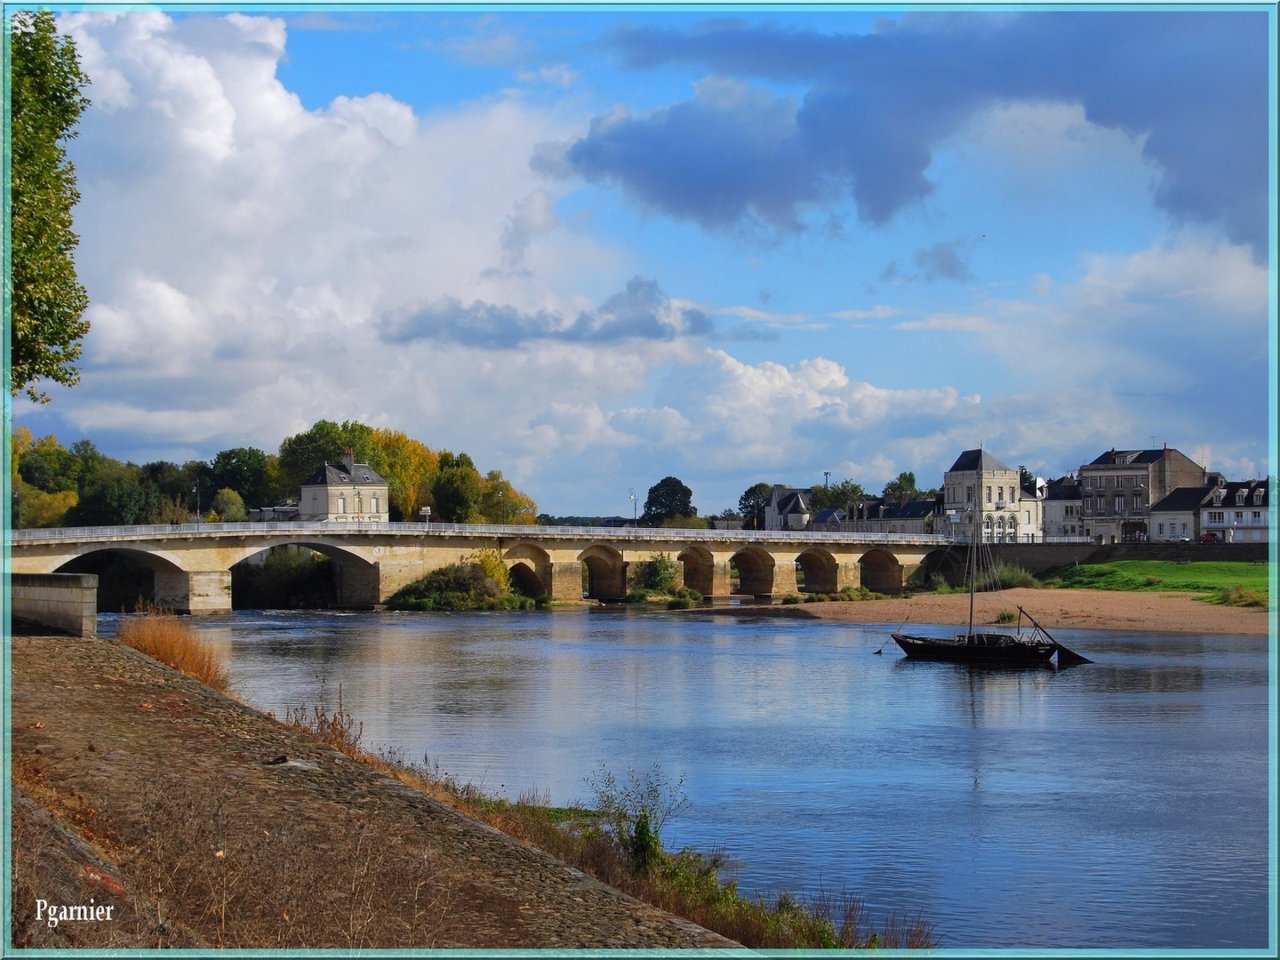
[343,448,355,473]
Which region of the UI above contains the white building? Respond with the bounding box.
[942,449,1040,542]
[1200,477,1270,543]
[298,450,390,522]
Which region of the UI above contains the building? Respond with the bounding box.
[1078,446,1208,543]
[942,449,1035,542]
[298,450,390,522]
[1041,475,1085,540]
[1148,485,1213,542]
[764,486,812,531]
[1200,477,1270,543]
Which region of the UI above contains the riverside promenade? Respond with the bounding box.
[9,631,741,950]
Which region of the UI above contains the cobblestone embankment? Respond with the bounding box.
[9,633,742,951]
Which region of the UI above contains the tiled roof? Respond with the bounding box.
[303,462,387,486]
[1149,485,1213,512]
[947,448,1014,473]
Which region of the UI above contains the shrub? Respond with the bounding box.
[117,608,229,692]
[781,594,803,605]
[994,608,1017,624]
[629,553,680,594]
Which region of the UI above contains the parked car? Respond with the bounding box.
[1199,532,1220,543]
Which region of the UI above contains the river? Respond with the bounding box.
[104,607,1272,950]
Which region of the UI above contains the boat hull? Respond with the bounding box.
[892,631,1057,665]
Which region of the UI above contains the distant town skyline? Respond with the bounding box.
[12,5,1274,517]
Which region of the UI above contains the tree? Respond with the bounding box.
[738,482,773,530]
[882,471,919,505]
[210,447,274,510]
[809,479,865,513]
[211,487,247,522]
[479,469,536,525]
[368,428,439,520]
[277,420,375,492]
[641,476,695,526]
[432,452,483,522]
[9,10,91,402]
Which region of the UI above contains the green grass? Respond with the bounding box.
[1053,560,1269,600]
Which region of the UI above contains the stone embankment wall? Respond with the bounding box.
[9,573,98,637]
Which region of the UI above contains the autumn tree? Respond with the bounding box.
[9,10,91,402]
[277,420,376,491]
[480,469,537,524]
[368,428,439,521]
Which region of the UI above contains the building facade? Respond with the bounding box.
[1078,447,1208,543]
[298,451,390,522]
[942,449,1032,543]
[1200,478,1270,543]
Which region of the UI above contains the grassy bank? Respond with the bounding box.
[1048,560,1269,606]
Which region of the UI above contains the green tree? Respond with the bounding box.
[433,452,483,522]
[738,482,773,530]
[641,476,695,526]
[277,420,375,492]
[211,487,247,522]
[809,479,865,512]
[882,471,919,505]
[9,10,91,402]
[210,447,274,509]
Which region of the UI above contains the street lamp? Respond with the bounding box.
[192,479,201,522]
[628,488,637,524]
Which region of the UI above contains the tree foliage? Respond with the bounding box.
[738,482,773,530]
[881,471,920,505]
[809,479,865,512]
[641,476,696,526]
[9,10,91,402]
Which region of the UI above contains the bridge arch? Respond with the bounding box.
[795,547,839,594]
[675,544,714,597]
[54,546,186,611]
[731,546,776,598]
[229,540,380,609]
[859,548,904,594]
[502,542,552,597]
[579,544,626,600]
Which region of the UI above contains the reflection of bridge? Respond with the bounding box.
[7,523,953,614]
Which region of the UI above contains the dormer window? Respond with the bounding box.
[1235,489,1246,505]
[1213,490,1224,506]
[1254,488,1264,505]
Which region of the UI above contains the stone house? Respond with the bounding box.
[298,450,390,522]
[941,449,1039,543]
[1078,446,1208,543]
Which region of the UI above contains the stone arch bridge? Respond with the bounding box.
[7,522,953,614]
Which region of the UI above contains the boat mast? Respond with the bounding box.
[968,458,979,638]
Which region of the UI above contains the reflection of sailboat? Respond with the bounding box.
[892,468,1092,667]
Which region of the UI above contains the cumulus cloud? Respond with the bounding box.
[568,10,1268,252]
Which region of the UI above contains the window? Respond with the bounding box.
[1234,511,1243,522]
[337,495,346,514]
[1157,523,1165,536]
[1133,494,1144,511]
[1208,510,1224,524]
[1252,511,1262,523]
[372,496,379,514]
[1115,496,1125,514]
[985,486,992,503]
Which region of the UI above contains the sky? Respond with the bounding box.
[10,3,1276,517]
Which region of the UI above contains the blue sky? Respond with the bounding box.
[12,4,1276,516]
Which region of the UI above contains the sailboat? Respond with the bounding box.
[891,474,1092,667]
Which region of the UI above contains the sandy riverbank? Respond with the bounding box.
[715,587,1270,636]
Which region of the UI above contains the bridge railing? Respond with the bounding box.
[7,521,956,546]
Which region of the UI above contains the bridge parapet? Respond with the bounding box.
[9,521,952,547]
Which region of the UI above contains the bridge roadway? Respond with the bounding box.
[6,522,953,614]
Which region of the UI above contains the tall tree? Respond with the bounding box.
[9,10,91,402]
[641,476,695,526]
[210,447,274,509]
[277,420,375,492]
[368,428,439,520]
[738,482,773,530]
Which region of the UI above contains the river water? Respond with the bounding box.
[107,608,1273,950]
